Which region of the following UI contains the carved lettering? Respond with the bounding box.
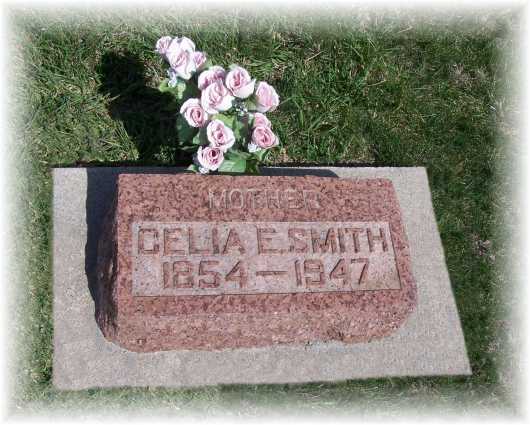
[330,258,349,285]
[304,259,325,287]
[311,228,338,254]
[163,228,185,256]
[344,228,363,253]
[207,189,322,210]
[288,228,309,253]
[367,227,388,252]
[229,189,244,208]
[208,190,227,209]
[198,260,221,288]
[211,227,220,254]
[284,189,303,209]
[303,190,321,209]
[138,228,159,254]
[163,260,194,288]
[226,261,248,288]
[266,190,281,209]
[188,228,211,255]
[257,227,281,254]
[133,222,400,296]
[247,189,265,209]
[223,228,246,254]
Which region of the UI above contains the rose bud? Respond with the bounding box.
[179,98,209,128]
[252,112,271,128]
[197,66,226,91]
[206,119,235,151]
[247,142,260,153]
[155,36,173,55]
[196,145,224,173]
[251,125,279,150]
[225,66,256,99]
[193,51,208,72]
[201,80,234,114]
[255,81,280,113]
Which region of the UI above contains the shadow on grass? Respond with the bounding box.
[96,51,187,164]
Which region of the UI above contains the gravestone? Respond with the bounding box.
[96,175,416,352]
[52,167,471,389]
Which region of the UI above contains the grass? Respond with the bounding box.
[7,5,521,418]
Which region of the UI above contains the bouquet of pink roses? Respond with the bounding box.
[155,36,280,174]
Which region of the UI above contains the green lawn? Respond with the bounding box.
[8,5,520,417]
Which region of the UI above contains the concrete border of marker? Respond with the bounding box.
[52,166,471,389]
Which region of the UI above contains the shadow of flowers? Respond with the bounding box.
[97,50,190,164]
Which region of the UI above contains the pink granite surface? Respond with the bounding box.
[96,174,416,352]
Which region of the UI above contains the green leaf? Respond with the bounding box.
[187,164,199,173]
[179,144,199,153]
[253,149,269,162]
[158,78,171,92]
[232,115,248,142]
[211,113,235,127]
[190,129,208,146]
[226,149,251,160]
[159,77,199,102]
[245,159,260,175]
[181,82,201,101]
[218,157,247,173]
[176,115,198,144]
[244,96,258,112]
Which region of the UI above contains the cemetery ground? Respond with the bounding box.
[9,8,520,417]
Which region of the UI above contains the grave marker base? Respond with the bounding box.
[53,167,471,390]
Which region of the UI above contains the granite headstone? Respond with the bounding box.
[96,174,416,352]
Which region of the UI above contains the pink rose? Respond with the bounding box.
[166,50,195,80]
[155,36,172,55]
[196,146,224,173]
[168,36,195,53]
[206,120,235,151]
[251,125,279,150]
[200,80,234,114]
[165,37,197,80]
[252,112,271,128]
[197,66,226,91]
[225,66,255,99]
[180,98,209,128]
[193,51,208,71]
[255,81,280,113]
